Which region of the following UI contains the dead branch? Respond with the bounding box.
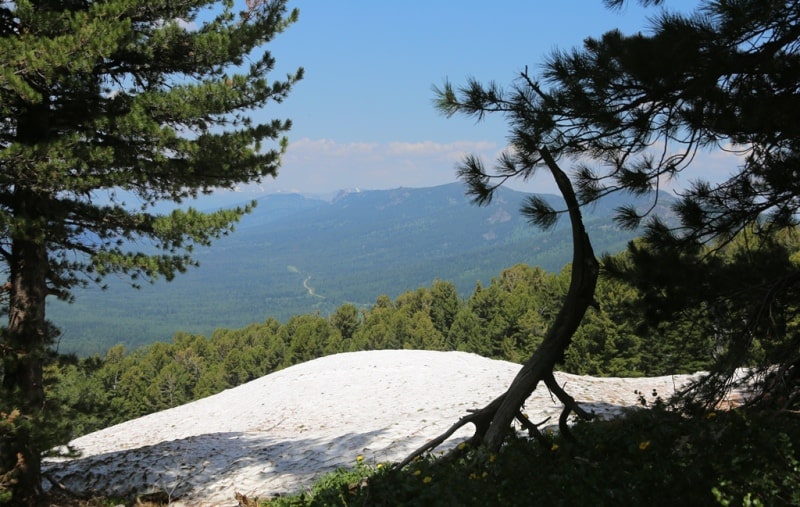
[394,395,505,469]
[544,373,595,439]
[514,410,550,446]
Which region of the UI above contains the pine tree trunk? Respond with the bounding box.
[483,148,598,451]
[1,221,49,505]
[397,149,599,467]
[1,79,53,505]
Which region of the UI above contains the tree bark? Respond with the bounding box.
[1,196,50,505]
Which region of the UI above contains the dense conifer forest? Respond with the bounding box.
[46,183,670,355]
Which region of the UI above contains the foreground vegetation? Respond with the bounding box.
[265,407,800,507]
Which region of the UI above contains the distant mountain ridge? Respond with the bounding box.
[49,183,673,355]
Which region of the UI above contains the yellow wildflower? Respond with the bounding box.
[707,412,717,420]
[639,441,651,451]
[423,476,433,484]
[551,443,559,451]
[413,469,421,476]
[356,455,364,462]
[488,454,496,463]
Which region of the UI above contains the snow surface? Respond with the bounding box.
[43,349,698,506]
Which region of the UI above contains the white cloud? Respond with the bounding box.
[265,137,744,198]
[273,138,503,194]
[289,138,379,158]
[386,140,494,155]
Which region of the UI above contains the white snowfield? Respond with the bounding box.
[43,350,700,506]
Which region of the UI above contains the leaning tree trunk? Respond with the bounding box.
[399,148,598,466]
[482,148,599,450]
[1,225,50,505]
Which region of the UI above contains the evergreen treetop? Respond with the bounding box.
[1,0,303,288]
[0,1,302,503]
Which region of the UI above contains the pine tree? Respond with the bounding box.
[402,0,800,462]
[428,279,460,336]
[0,1,302,502]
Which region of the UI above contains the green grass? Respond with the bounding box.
[264,407,800,507]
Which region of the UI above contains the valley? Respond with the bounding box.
[47,183,673,355]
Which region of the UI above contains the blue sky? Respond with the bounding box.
[231,0,729,197]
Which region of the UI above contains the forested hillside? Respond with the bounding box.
[48,183,673,355]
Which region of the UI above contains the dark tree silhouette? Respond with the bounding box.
[402,0,800,460]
